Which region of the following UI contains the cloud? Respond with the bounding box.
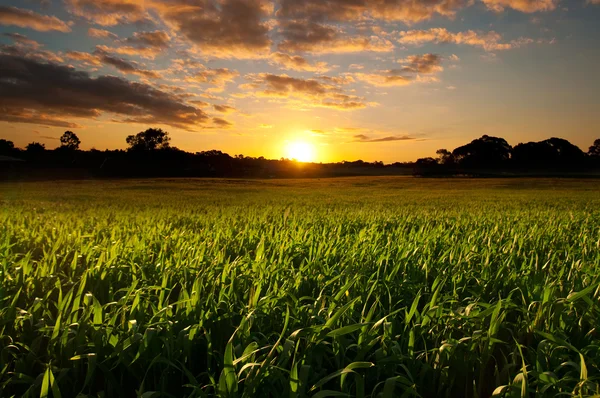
[277,0,470,24]
[66,48,162,79]
[213,104,237,113]
[65,0,147,26]
[354,72,412,87]
[212,117,233,127]
[88,28,118,40]
[354,54,443,87]
[240,73,370,110]
[185,68,239,92]
[353,134,416,142]
[1,41,64,64]
[270,52,331,72]
[480,0,558,12]
[123,30,170,49]
[0,108,82,128]
[90,31,171,60]
[155,0,273,58]
[398,28,532,51]
[94,48,162,79]
[0,53,210,130]
[0,6,71,32]
[398,54,443,74]
[277,21,394,54]
[3,33,41,49]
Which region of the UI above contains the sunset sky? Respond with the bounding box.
[1,0,599,163]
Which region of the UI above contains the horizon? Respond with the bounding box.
[1,0,599,163]
[3,131,598,165]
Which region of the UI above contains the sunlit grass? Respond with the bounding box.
[0,178,599,397]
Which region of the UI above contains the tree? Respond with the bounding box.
[436,149,454,165]
[0,139,15,155]
[452,135,512,169]
[60,131,81,150]
[26,142,45,155]
[126,128,171,151]
[589,139,600,157]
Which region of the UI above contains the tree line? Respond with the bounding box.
[1,129,599,179]
[415,135,600,176]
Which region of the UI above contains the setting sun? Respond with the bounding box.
[286,141,315,162]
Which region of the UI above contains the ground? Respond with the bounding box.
[0,177,599,397]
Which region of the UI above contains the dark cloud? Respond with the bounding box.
[0,5,71,32]
[0,53,211,130]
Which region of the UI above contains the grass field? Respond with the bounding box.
[1,177,599,397]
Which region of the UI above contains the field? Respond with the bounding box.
[1,177,599,398]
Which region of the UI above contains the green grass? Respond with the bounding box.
[1,177,599,397]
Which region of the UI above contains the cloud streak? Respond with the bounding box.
[0,6,71,32]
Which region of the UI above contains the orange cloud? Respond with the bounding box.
[398,54,443,74]
[270,52,331,72]
[481,0,558,12]
[88,28,118,40]
[185,68,239,92]
[277,21,394,54]
[398,28,532,51]
[66,48,162,79]
[65,0,147,26]
[354,54,444,87]
[277,0,470,23]
[213,104,237,113]
[0,6,71,32]
[155,0,272,58]
[241,73,370,110]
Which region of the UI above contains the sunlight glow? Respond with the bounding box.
[286,141,315,162]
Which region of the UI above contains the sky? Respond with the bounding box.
[0,0,599,163]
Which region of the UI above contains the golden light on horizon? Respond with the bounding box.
[286,141,315,162]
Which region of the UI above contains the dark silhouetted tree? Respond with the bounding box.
[26,142,45,155]
[436,149,454,165]
[589,139,600,157]
[126,128,171,151]
[452,135,512,169]
[0,139,15,155]
[60,131,81,150]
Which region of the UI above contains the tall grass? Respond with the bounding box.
[0,178,599,397]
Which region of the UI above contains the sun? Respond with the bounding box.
[286,141,315,162]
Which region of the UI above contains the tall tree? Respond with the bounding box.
[60,131,81,150]
[126,128,171,151]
